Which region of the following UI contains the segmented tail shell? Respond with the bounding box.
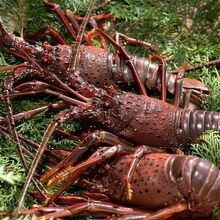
[111,53,160,88]
[175,109,220,145]
[169,155,220,212]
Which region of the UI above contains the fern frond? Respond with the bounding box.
[0,166,22,185]
[191,131,220,168]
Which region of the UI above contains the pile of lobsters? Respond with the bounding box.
[0,1,220,219]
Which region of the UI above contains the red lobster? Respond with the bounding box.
[9,144,220,220]
[0,4,212,110]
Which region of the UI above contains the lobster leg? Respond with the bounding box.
[0,63,29,72]
[40,130,133,183]
[159,58,167,102]
[32,191,110,205]
[174,62,188,108]
[13,80,67,94]
[0,102,66,125]
[65,9,108,49]
[43,0,97,46]
[64,9,80,33]
[68,13,114,24]
[44,0,111,48]
[181,89,193,109]
[95,28,147,96]
[150,55,167,102]
[96,0,112,10]
[115,32,158,52]
[1,65,54,91]
[169,58,220,74]
[115,203,188,220]
[54,127,80,142]
[43,0,78,41]
[24,196,186,220]
[63,9,95,47]
[20,199,150,220]
[8,80,86,106]
[33,192,89,205]
[125,146,164,200]
[1,207,66,219]
[25,25,66,45]
[37,199,148,220]
[14,105,93,215]
[44,144,135,205]
[48,144,134,187]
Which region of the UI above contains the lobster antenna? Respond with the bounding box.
[68,0,97,75]
[0,17,88,102]
[169,58,220,74]
[18,0,25,38]
[0,16,88,218]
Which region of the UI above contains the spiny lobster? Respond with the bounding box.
[0,0,215,110]
[4,35,220,217]
[6,142,220,220]
[0,1,219,217]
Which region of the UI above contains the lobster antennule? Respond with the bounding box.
[0,32,45,62]
[0,17,6,35]
[0,19,52,65]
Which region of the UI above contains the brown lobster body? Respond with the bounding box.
[67,80,219,147]
[77,153,220,219]
[0,27,219,147]
[0,29,208,109]
[77,45,208,98]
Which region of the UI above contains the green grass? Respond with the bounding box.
[0,0,220,219]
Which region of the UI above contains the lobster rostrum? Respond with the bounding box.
[0,6,212,110]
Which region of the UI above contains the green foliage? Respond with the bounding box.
[109,0,220,45]
[212,206,220,220]
[0,166,22,185]
[0,0,220,219]
[200,69,220,112]
[191,131,220,168]
[0,136,26,212]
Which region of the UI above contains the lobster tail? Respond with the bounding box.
[172,155,220,214]
[176,109,220,145]
[113,54,160,88]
